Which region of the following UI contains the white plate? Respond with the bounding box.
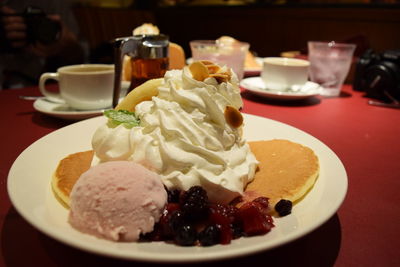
[241,77,321,100]
[7,114,347,263]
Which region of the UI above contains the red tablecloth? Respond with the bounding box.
[1,85,399,266]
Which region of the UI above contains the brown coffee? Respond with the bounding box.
[67,66,113,73]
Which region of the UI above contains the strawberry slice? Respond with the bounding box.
[238,201,274,236]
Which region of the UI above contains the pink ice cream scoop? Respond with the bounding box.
[68,161,167,242]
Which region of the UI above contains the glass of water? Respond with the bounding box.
[308,41,356,97]
[190,40,249,80]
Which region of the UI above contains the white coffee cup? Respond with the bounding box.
[261,57,310,91]
[39,64,115,110]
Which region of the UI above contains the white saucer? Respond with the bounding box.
[33,98,106,120]
[240,77,321,100]
[33,81,130,120]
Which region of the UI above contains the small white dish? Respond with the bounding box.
[33,81,130,120]
[7,114,347,263]
[240,77,321,100]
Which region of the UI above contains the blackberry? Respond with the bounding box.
[275,199,292,216]
[174,224,197,246]
[180,186,208,203]
[198,225,220,246]
[180,186,209,221]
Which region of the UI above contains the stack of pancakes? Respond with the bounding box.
[52,139,319,212]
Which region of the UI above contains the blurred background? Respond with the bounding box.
[71,0,400,66]
[2,0,398,88]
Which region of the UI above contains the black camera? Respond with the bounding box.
[353,49,400,102]
[0,6,61,52]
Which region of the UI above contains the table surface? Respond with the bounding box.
[1,85,399,267]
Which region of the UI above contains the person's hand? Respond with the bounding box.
[1,6,28,49]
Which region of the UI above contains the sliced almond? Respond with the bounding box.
[200,60,214,65]
[189,61,209,81]
[206,64,221,74]
[224,105,243,128]
[210,73,229,83]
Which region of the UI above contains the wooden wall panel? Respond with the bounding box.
[73,6,400,59]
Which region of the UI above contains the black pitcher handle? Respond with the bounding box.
[112,37,138,108]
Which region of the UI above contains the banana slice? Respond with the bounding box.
[115,78,163,112]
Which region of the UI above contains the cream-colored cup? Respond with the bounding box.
[261,57,310,90]
[39,64,115,110]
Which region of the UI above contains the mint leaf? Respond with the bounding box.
[104,110,140,129]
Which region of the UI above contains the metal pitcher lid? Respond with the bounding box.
[128,34,169,59]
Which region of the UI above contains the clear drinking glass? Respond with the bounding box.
[308,41,356,97]
[190,40,249,80]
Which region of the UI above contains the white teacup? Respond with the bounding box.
[261,57,310,91]
[39,64,115,110]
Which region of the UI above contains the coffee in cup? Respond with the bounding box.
[39,64,114,110]
[261,57,310,91]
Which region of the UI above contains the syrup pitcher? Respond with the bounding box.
[112,34,169,107]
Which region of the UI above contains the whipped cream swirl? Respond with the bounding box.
[92,65,258,204]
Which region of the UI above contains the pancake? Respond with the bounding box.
[51,150,94,208]
[246,139,319,208]
[52,140,319,210]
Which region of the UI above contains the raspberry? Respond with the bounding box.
[238,201,274,236]
[253,197,270,215]
[208,203,240,244]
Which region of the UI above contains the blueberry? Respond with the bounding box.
[231,222,243,239]
[168,210,185,234]
[275,199,292,216]
[174,224,197,246]
[167,189,181,203]
[198,225,221,246]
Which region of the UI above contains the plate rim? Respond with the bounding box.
[7,114,348,263]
